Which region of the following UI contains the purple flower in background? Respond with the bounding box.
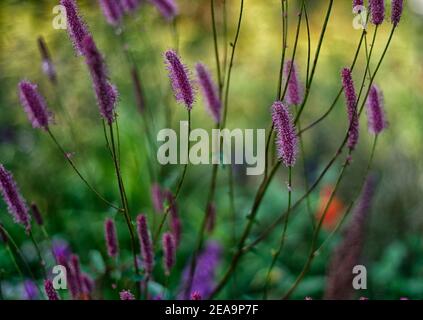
[120,290,135,300]
[353,0,364,8]
[99,0,123,26]
[44,279,59,300]
[196,63,221,123]
[18,81,52,130]
[369,0,385,25]
[150,0,178,21]
[82,35,118,124]
[121,0,141,13]
[151,183,164,213]
[61,0,90,56]
[136,214,154,275]
[0,164,31,232]
[52,239,71,265]
[30,203,43,226]
[179,241,222,300]
[37,37,57,84]
[284,60,303,106]
[165,50,195,110]
[24,280,38,300]
[166,191,181,246]
[81,273,95,295]
[191,291,201,300]
[162,232,176,275]
[325,176,376,299]
[391,0,404,27]
[104,218,119,258]
[271,101,297,167]
[341,68,359,150]
[70,254,83,294]
[366,85,387,134]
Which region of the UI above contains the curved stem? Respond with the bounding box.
[46,129,122,212]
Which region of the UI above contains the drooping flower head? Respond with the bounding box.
[18,81,52,130]
[284,60,303,106]
[369,0,385,25]
[179,241,222,300]
[37,36,57,84]
[391,0,404,27]
[162,232,176,275]
[121,0,141,13]
[195,63,221,123]
[164,50,195,110]
[61,0,90,56]
[0,164,31,231]
[23,280,39,300]
[136,214,154,275]
[82,35,118,124]
[366,85,387,134]
[30,203,44,226]
[104,218,119,258]
[341,68,359,150]
[99,0,123,26]
[44,279,59,300]
[120,289,135,300]
[325,176,376,299]
[150,0,178,21]
[271,101,297,167]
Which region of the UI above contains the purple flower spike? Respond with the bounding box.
[165,50,195,110]
[196,63,221,123]
[366,85,387,134]
[121,0,141,13]
[104,218,119,258]
[44,279,59,300]
[82,35,118,124]
[162,232,176,275]
[37,37,57,84]
[150,0,178,21]
[370,0,385,25]
[81,273,95,295]
[151,183,164,213]
[18,81,52,130]
[24,280,39,300]
[120,290,135,300]
[30,203,44,226]
[271,101,297,167]
[191,291,202,300]
[136,214,154,275]
[61,0,90,56]
[0,164,31,232]
[353,0,364,8]
[341,68,359,150]
[166,191,181,246]
[284,60,303,106]
[391,0,404,27]
[99,0,123,26]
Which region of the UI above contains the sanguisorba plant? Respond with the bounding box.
[0,0,405,300]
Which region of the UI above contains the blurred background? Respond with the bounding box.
[0,0,422,299]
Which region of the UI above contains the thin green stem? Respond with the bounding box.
[211,0,223,94]
[29,230,47,277]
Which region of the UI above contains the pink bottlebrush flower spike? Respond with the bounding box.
[165,50,195,110]
[44,279,59,300]
[151,183,164,213]
[366,85,387,134]
[18,81,52,130]
[341,68,359,150]
[391,0,404,27]
[369,0,385,26]
[136,214,154,275]
[196,63,221,123]
[271,101,297,167]
[284,60,303,106]
[0,164,31,232]
[121,0,141,13]
[104,218,119,258]
[120,290,135,300]
[166,190,181,246]
[99,0,124,26]
[150,0,178,21]
[61,0,90,56]
[162,232,176,275]
[82,35,118,124]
